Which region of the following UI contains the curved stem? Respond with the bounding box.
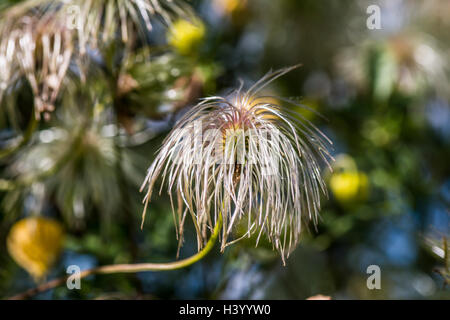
[8,214,223,300]
[0,114,38,160]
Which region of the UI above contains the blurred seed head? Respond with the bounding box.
[0,0,192,118]
[63,0,192,52]
[14,15,73,119]
[141,66,333,262]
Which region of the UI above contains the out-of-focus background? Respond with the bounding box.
[0,0,449,299]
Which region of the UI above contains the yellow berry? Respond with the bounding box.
[330,171,368,204]
[167,19,205,55]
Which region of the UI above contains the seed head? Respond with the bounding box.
[0,0,191,117]
[141,66,333,262]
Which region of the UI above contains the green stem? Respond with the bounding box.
[8,214,223,300]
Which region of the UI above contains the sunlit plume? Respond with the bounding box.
[140,66,333,263]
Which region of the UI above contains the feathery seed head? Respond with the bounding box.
[0,0,191,117]
[141,66,333,263]
[15,15,73,119]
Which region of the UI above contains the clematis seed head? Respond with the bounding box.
[141,66,333,263]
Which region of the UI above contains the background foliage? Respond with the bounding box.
[0,0,449,299]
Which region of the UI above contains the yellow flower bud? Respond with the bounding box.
[213,0,247,16]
